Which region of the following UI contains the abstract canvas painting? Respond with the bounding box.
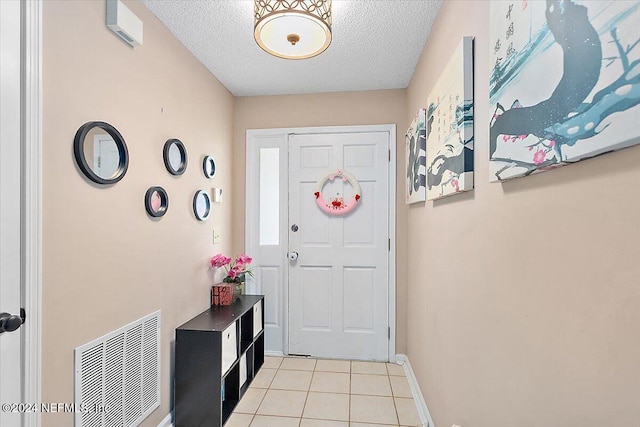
[489,0,640,181]
[426,37,474,200]
[406,108,426,204]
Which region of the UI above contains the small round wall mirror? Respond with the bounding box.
[193,190,211,221]
[163,139,187,175]
[73,121,129,185]
[202,155,216,179]
[145,186,168,218]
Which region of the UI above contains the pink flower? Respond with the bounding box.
[211,253,254,283]
[548,140,556,147]
[210,254,231,268]
[451,179,459,191]
[502,134,511,142]
[518,134,528,140]
[533,149,546,165]
[236,254,253,266]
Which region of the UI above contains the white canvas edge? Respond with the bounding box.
[426,36,475,201]
[406,108,427,204]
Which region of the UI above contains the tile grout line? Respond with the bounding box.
[390,370,402,426]
[252,385,269,418]
[348,360,352,423]
[248,356,281,420]
[298,358,314,423]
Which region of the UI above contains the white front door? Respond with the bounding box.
[93,133,121,180]
[288,132,390,360]
[1,0,24,425]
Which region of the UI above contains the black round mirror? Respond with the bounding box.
[193,190,211,221]
[203,155,216,179]
[145,186,169,218]
[163,139,187,175]
[73,121,129,185]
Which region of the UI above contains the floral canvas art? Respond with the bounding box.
[406,108,427,204]
[426,36,474,200]
[489,0,640,181]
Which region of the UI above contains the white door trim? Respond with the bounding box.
[246,124,397,362]
[23,1,42,426]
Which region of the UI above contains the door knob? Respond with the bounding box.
[288,252,299,261]
[0,310,24,334]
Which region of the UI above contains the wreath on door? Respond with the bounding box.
[314,169,362,215]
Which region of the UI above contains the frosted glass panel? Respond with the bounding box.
[259,147,280,245]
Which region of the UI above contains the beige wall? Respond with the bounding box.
[233,91,409,352]
[42,1,234,425]
[406,1,640,427]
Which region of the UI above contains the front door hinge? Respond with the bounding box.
[388,238,391,251]
[388,327,391,340]
[388,149,391,162]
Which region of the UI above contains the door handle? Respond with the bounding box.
[288,252,299,261]
[0,309,25,334]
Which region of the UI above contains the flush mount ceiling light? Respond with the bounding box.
[254,0,332,60]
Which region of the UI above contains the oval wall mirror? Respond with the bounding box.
[163,139,187,175]
[145,186,169,218]
[193,190,211,221]
[73,121,129,185]
[202,155,216,179]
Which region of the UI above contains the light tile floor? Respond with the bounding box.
[226,356,421,427]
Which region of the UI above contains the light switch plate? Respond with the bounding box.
[213,230,221,244]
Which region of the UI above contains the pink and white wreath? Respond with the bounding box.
[313,169,362,216]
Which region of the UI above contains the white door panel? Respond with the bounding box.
[288,132,389,360]
[1,0,24,424]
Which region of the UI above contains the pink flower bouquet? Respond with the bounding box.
[210,253,254,284]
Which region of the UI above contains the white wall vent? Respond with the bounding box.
[106,0,143,47]
[74,311,160,427]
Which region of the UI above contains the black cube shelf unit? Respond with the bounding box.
[175,295,265,427]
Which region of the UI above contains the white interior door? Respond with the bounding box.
[288,132,390,360]
[1,0,24,425]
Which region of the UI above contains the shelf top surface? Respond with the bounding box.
[177,294,264,332]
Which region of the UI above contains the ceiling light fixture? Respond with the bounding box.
[254,0,332,60]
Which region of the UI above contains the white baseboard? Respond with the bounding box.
[264,350,285,357]
[157,413,173,427]
[397,354,435,427]
[395,354,407,364]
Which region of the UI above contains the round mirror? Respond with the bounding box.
[193,190,211,221]
[163,139,187,175]
[202,155,216,179]
[73,121,129,185]
[145,186,168,218]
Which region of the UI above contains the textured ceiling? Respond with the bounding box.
[142,0,443,97]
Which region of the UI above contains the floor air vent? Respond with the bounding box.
[74,311,160,427]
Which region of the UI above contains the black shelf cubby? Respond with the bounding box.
[175,295,264,427]
[254,332,265,372]
[240,308,254,354]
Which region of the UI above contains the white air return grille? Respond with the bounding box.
[74,311,160,427]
